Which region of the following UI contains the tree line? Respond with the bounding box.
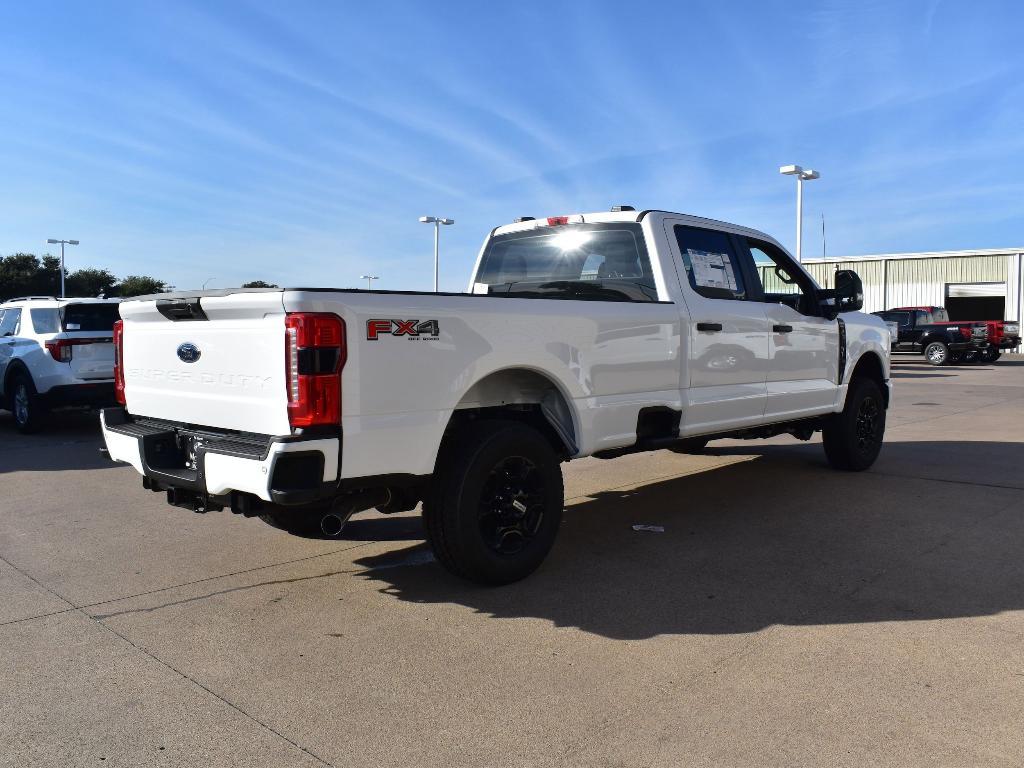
[0,253,276,301]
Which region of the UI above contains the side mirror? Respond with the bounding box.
[834,269,864,313]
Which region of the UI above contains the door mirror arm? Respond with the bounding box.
[817,289,839,320]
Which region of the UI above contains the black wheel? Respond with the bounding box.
[9,372,46,433]
[980,348,1001,364]
[924,341,949,366]
[670,437,709,454]
[423,420,564,585]
[823,377,886,472]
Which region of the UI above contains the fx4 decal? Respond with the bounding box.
[366,319,440,341]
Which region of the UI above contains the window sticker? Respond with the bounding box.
[687,249,738,291]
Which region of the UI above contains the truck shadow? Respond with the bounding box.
[890,372,954,379]
[0,409,113,474]
[354,440,1024,639]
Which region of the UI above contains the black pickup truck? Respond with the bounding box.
[873,308,988,365]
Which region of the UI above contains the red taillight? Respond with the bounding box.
[546,216,569,226]
[113,320,125,405]
[285,313,346,428]
[45,339,73,362]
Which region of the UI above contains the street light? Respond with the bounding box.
[360,274,379,290]
[778,165,819,262]
[418,216,455,292]
[46,238,80,298]
[202,277,215,290]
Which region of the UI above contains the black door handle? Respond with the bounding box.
[695,322,723,332]
[773,324,793,333]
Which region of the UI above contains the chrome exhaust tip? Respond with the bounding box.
[320,512,347,537]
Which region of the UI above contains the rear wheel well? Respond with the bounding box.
[3,361,32,403]
[849,352,887,407]
[438,368,577,466]
[919,333,948,349]
[439,405,572,469]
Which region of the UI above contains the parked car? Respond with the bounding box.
[873,307,988,365]
[888,305,1020,363]
[101,209,891,584]
[0,296,121,432]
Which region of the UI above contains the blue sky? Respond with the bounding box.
[1,0,1022,292]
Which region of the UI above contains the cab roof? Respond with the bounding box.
[490,208,782,246]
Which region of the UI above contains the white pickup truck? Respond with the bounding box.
[102,208,891,583]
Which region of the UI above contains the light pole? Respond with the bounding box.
[46,238,79,298]
[778,165,819,262]
[419,216,454,292]
[202,277,215,289]
[360,275,379,290]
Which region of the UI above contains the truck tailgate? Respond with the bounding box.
[119,291,290,434]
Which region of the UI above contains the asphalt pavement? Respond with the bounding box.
[2,358,1023,767]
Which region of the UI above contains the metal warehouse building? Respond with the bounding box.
[773,248,1023,350]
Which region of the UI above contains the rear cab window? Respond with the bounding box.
[475,223,658,302]
[61,303,119,332]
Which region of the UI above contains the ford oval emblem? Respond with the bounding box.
[176,343,201,363]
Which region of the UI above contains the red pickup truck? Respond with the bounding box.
[891,306,1020,363]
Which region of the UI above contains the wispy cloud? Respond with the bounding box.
[0,0,1022,290]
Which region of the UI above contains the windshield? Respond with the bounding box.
[61,303,119,332]
[475,223,658,302]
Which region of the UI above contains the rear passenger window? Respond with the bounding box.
[673,226,747,300]
[0,308,21,336]
[30,308,60,334]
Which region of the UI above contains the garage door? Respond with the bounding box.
[946,282,1006,321]
[947,282,1006,298]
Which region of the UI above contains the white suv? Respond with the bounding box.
[0,296,121,432]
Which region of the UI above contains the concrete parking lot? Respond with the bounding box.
[2,359,1023,767]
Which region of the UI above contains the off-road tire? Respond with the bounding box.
[423,420,564,585]
[924,341,949,366]
[822,376,886,472]
[9,371,46,433]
